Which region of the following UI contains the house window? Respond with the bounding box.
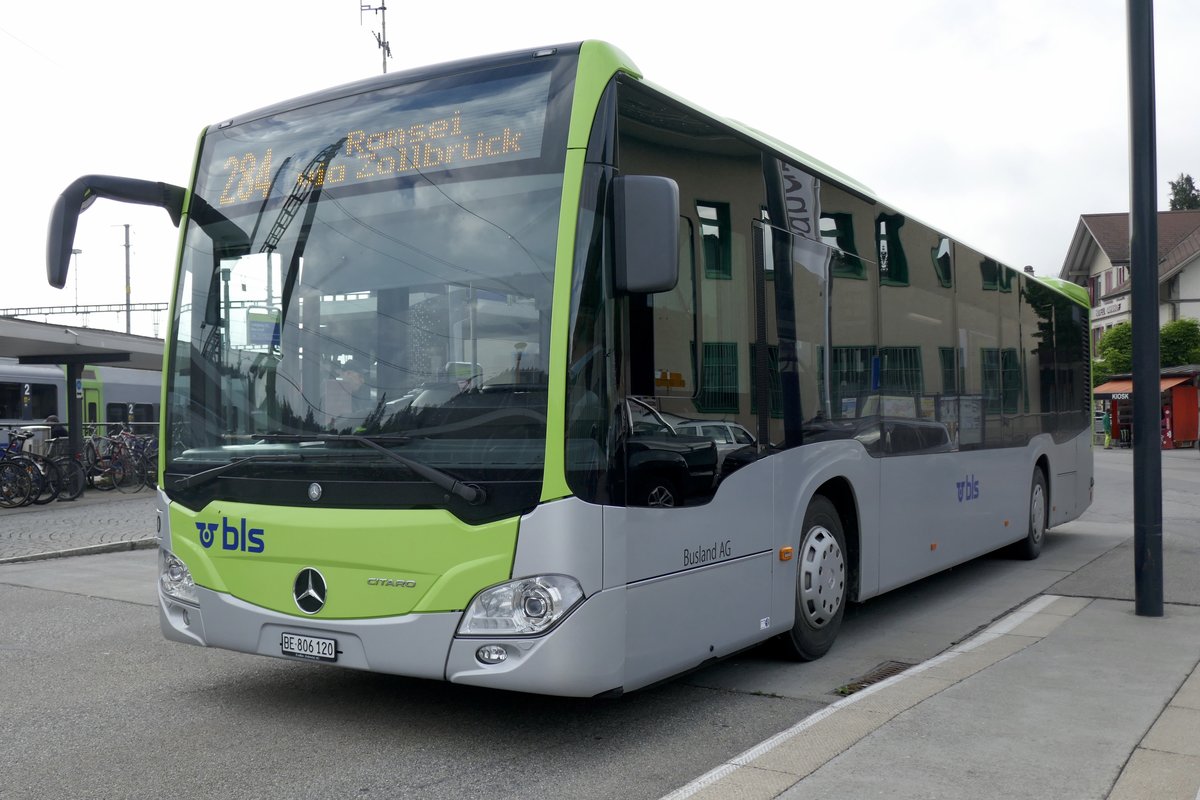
[877,213,908,285]
[759,210,774,281]
[981,348,1020,414]
[821,212,865,279]
[981,258,999,290]
[697,202,732,280]
[932,237,953,288]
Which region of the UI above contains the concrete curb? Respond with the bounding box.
[0,537,158,566]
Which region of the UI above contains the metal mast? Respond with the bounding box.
[359,3,392,74]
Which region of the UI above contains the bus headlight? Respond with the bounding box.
[457,575,584,636]
[159,549,198,605]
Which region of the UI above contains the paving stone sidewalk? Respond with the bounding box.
[0,488,157,563]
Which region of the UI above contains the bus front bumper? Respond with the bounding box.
[159,583,627,697]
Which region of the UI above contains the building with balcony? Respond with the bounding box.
[1058,209,1200,350]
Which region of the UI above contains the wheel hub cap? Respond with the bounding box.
[798,525,845,627]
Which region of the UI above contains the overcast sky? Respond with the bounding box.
[2,0,1197,337]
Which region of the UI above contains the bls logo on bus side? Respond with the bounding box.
[196,517,266,553]
[956,475,980,503]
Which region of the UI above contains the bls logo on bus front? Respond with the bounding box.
[195,518,266,553]
[956,475,980,503]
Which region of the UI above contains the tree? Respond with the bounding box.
[1091,357,1113,389]
[1097,321,1133,374]
[1160,318,1200,366]
[1169,173,1200,210]
[1092,319,1200,383]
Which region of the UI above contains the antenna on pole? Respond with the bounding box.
[359,3,392,74]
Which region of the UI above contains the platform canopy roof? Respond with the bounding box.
[0,317,163,371]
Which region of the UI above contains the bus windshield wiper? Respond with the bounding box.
[257,433,487,505]
[167,453,305,491]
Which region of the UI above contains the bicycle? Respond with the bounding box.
[82,430,133,492]
[0,457,32,508]
[115,427,157,491]
[0,431,59,506]
[44,437,87,502]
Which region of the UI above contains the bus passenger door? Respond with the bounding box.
[609,86,777,687]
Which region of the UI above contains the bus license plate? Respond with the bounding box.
[280,632,337,662]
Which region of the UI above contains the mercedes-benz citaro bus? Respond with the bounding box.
[46,41,1093,697]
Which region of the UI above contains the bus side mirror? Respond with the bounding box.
[47,175,186,289]
[613,175,679,295]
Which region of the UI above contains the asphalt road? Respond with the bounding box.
[0,448,1190,799]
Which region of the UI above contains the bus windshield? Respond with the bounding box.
[164,57,574,511]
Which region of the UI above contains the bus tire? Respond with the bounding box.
[781,495,847,661]
[1013,467,1047,560]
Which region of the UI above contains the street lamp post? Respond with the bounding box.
[123,224,131,334]
[70,249,82,312]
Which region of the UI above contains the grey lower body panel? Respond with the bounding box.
[159,584,459,680]
[446,586,626,696]
[160,579,629,696]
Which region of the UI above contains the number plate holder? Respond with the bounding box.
[280,631,338,662]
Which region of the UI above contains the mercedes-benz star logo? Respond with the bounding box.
[293,568,327,615]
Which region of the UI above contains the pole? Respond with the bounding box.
[66,362,83,465]
[1127,0,1164,617]
[123,224,132,334]
[380,2,388,74]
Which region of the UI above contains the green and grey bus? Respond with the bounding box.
[46,41,1092,696]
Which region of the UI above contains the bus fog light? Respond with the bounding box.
[159,549,198,605]
[458,575,584,636]
[476,645,508,664]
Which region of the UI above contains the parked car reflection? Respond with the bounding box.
[672,419,756,472]
[623,398,718,508]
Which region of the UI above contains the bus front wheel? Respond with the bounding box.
[1012,468,1048,560]
[781,495,847,661]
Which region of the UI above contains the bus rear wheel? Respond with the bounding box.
[781,495,847,661]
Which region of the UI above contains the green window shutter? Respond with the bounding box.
[997,265,1013,293]
[939,347,957,394]
[828,345,875,414]
[695,342,739,413]
[749,344,783,418]
[878,346,923,396]
[1001,348,1021,414]
[982,348,1002,414]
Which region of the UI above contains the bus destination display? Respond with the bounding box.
[211,70,552,208]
